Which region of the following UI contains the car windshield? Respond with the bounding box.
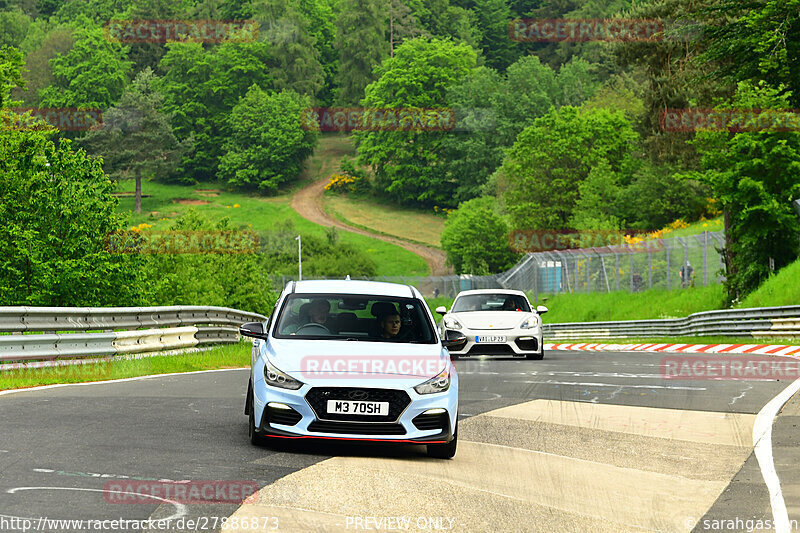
[451,293,531,313]
[273,293,436,343]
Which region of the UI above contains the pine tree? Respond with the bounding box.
[335,0,387,104]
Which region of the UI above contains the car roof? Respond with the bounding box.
[454,289,528,298]
[290,279,418,298]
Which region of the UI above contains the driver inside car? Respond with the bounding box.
[308,299,331,326]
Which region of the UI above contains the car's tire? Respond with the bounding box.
[526,351,544,360]
[427,428,457,459]
[248,398,267,446]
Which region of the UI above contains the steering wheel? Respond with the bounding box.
[295,323,331,335]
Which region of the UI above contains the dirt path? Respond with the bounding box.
[290,136,450,276]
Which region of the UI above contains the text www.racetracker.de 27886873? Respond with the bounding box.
[0,515,278,532]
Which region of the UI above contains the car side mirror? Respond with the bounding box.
[536,305,549,314]
[435,306,447,316]
[441,330,467,351]
[239,322,268,340]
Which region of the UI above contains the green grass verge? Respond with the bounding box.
[423,286,725,324]
[535,285,726,323]
[550,336,799,346]
[740,258,800,308]
[0,343,249,391]
[324,193,445,248]
[114,181,429,277]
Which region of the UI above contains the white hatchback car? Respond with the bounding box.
[436,289,548,360]
[240,279,465,458]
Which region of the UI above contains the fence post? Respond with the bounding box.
[629,250,634,292]
[703,231,708,286]
[648,250,652,289]
[666,243,671,290]
[615,253,620,291]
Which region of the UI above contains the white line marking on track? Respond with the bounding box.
[503,380,706,390]
[753,377,800,533]
[5,486,187,521]
[0,367,248,397]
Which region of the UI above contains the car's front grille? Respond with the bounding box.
[466,344,516,355]
[266,405,303,426]
[307,420,407,435]
[412,411,449,431]
[305,387,411,422]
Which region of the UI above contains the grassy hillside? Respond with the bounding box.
[424,285,726,323]
[740,259,800,308]
[324,194,445,248]
[114,180,429,277]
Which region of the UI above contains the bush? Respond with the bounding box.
[440,197,519,274]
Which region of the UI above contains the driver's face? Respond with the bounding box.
[309,303,329,324]
[381,315,401,336]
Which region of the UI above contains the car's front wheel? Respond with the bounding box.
[526,351,544,360]
[248,397,266,446]
[427,428,457,459]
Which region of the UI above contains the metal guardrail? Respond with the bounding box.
[0,306,266,362]
[543,306,800,340]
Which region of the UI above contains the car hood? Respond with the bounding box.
[264,338,449,382]
[451,311,531,330]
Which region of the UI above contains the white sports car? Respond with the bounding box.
[435,289,548,360]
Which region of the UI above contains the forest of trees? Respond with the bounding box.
[1,0,799,306]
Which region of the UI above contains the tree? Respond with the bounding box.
[39,24,132,110]
[14,26,74,105]
[356,37,478,206]
[0,45,24,108]
[1,49,136,305]
[335,0,387,104]
[703,0,800,108]
[687,81,800,302]
[497,106,638,230]
[251,0,325,97]
[219,86,318,193]
[157,40,273,181]
[388,0,427,57]
[472,0,519,70]
[440,197,518,274]
[0,8,31,49]
[80,68,186,213]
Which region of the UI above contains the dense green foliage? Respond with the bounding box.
[219,86,317,192]
[2,0,799,304]
[440,197,518,274]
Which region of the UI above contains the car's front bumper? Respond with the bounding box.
[445,328,543,356]
[252,376,458,443]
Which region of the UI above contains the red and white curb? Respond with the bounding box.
[545,342,800,356]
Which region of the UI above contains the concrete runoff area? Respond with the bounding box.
[224,400,756,532]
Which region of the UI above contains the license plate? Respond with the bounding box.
[326,400,389,416]
[476,335,506,343]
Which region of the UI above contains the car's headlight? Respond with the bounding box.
[263,360,303,390]
[519,316,539,329]
[414,367,451,395]
[443,316,463,330]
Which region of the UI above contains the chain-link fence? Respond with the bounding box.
[273,231,726,300]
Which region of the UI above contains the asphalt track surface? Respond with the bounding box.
[1,350,798,532]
